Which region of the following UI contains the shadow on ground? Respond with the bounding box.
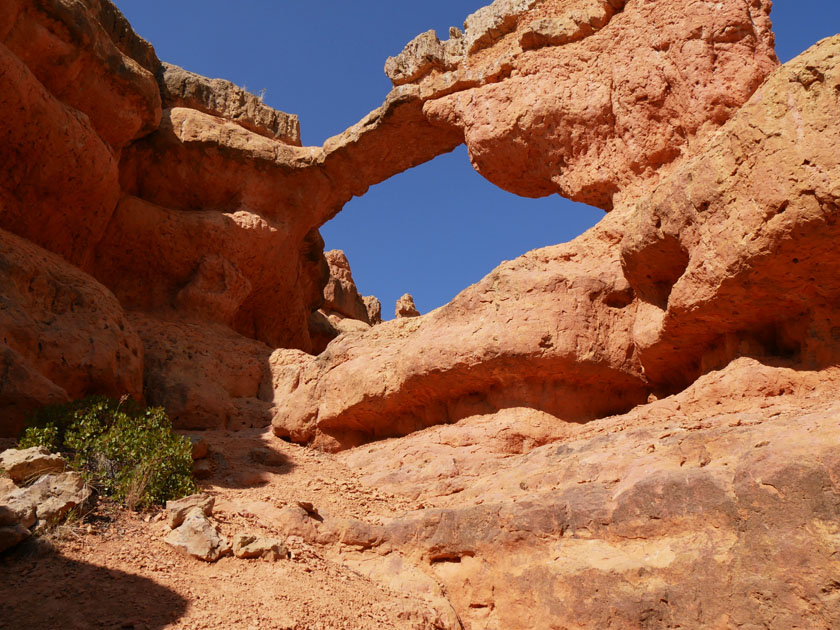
[0,540,188,630]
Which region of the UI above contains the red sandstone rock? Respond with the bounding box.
[158,63,300,144]
[322,250,370,324]
[93,194,327,350]
[274,358,840,629]
[0,0,161,148]
[272,210,647,450]
[396,0,777,209]
[0,228,143,436]
[363,296,383,325]
[394,294,420,319]
[114,92,461,349]
[621,35,840,391]
[0,41,121,270]
[130,312,275,431]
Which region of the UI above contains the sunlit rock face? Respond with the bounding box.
[2,2,840,627]
[388,0,777,210]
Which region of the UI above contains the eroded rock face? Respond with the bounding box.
[622,35,840,391]
[278,358,840,630]
[322,250,370,325]
[0,447,65,484]
[0,0,161,149]
[273,209,647,450]
[0,229,143,436]
[158,63,301,144]
[389,0,777,209]
[131,313,276,431]
[394,294,420,319]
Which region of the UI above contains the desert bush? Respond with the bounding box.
[19,396,196,508]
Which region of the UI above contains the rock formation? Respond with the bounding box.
[0,0,458,431]
[394,294,420,319]
[1,0,839,627]
[363,296,383,325]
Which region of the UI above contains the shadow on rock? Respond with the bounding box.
[0,540,188,630]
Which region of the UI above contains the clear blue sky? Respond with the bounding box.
[115,1,839,318]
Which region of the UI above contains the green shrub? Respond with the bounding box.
[19,396,196,509]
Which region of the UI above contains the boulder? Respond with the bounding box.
[164,507,230,562]
[2,472,91,529]
[166,493,215,529]
[186,436,209,461]
[0,447,65,484]
[131,313,275,431]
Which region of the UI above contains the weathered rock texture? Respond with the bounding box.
[2,2,840,627]
[394,294,420,319]
[0,0,462,432]
[622,35,840,391]
[388,0,777,209]
[158,62,301,144]
[0,447,64,484]
[0,229,144,435]
[322,250,370,325]
[306,358,839,630]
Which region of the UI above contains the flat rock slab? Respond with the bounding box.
[0,447,65,484]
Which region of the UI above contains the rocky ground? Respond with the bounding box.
[2,357,838,630]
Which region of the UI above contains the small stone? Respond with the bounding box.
[248,447,286,468]
[232,532,287,560]
[0,447,65,484]
[186,435,209,460]
[191,459,213,480]
[166,493,214,529]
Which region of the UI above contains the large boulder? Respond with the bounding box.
[2,471,91,529]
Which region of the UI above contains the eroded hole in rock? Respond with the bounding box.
[632,234,690,310]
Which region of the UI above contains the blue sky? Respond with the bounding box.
[115,1,839,318]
